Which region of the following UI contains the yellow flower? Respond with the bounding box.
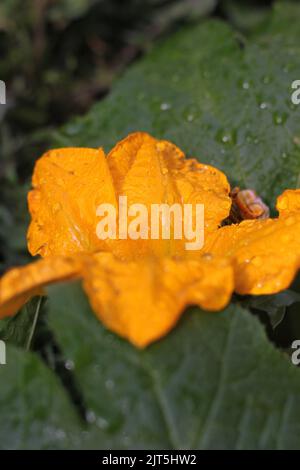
[0,132,299,347]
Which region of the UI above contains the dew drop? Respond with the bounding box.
[105,379,115,391]
[97,417,109,430]
[202,253,213,261]
[64,359,75,371]
[273,112,287,126]
[122,435,131,447]
[86,410,96,423]
[160,102,171,111]
[56,429,66,440]
[216,129,236,145]
[260,102,268,110]
[293,136,300,146]
[242,81,250,90]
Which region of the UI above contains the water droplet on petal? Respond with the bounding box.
[202,253,213,261]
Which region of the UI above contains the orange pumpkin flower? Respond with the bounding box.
[0,132,300,347]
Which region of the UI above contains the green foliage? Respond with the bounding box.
[2,282,300,449]
[0,297,43,349]
[53,3,300,205]
[221,0,271,33]
[46,283,300,450]
[0,345,80,450]
[241,291,300,328]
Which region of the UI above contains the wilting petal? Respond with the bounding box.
[0,256,84,318]
[206,195,300,295]
[107,132,231,258]
[82,252,234,347]
[27,147,117,257]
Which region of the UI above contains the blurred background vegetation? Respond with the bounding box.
[0,0,299,352]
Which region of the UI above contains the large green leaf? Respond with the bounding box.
[53,1,300,204]
[45,282,300,450]
[3,281,300,449]
[0,297,43,349]
[0,345,80,449]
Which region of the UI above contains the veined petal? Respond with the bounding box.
[0,256,84,318]
[27,147,117,257]
[206,201,300,295]
[107,132,231,259]
[82,252,234,348]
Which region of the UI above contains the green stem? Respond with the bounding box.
[26,297,42,351]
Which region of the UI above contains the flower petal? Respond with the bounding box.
[206,201,300,295]
[27,147,117,257]
[82,252,234,347]
[276,189,300,216]
[0,256,84,318]
[107,132,231,258]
